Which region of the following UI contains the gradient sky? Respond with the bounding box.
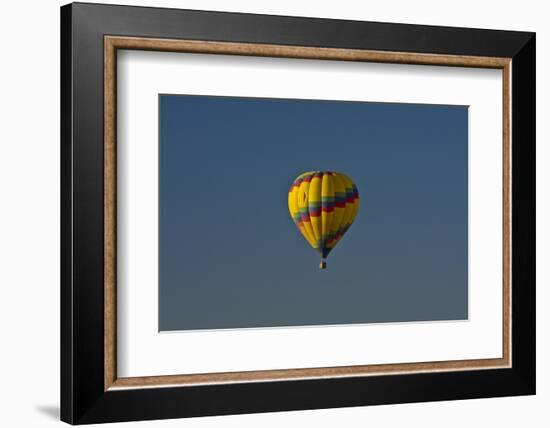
[159,94,468,331]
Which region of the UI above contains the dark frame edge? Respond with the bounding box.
[510,33,536,394]
[61,3,74,425]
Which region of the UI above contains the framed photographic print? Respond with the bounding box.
[60,2,535,424]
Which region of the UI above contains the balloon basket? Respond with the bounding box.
[319,260,327,269]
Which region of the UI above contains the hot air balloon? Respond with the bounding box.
[288,171,360,269]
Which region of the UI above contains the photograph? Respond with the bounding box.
[158,95,469,331]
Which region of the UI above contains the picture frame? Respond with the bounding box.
[60,2,535,424]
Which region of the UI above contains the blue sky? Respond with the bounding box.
[159,94,468,331]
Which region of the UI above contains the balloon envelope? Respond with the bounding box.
[288,171,360,268]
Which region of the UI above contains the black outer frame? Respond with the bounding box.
[60,2,535,424]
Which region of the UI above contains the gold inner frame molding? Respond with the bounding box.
[104,35,512,391]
